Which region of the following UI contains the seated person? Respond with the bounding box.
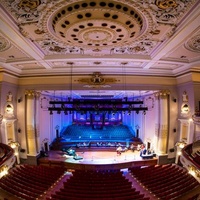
[122,146,128,152]
[137,144,141,151]
[140,148,147,157]
[117,142,122,147]
[116,146,122,155]
[130,144,134,151]
[143,148,147,155]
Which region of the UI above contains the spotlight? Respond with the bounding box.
[64,110,68,115]
[61,104,65,110]
[50,110,53,115]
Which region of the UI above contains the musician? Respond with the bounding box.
[116,146,122,155]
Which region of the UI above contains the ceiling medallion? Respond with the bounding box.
[41,0,149,55]
[49,1,144,49]
[77,72,118,88]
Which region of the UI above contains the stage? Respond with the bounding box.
[38,149,158,170]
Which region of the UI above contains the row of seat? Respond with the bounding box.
[48,169,150,200]
[129,164,199,200]
[0,164,65,200]
[62,124,133,140]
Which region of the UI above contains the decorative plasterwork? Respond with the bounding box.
[145,0,197,24]
[37,38,83,54]
[112,39,158,54]
[1,0,48,23]
[181,91,190,118]
[76,72,119,88]
[0,35,11,52]
[38,0,154,55]
[0,0,198,59]
[154,90,170,99]
[185,34,200,53]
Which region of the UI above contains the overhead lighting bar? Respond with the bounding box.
[48,98,148,113]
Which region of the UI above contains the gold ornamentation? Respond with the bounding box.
[49,46,65,52]
[160,125,168,138]
[156,0,177,9]
[18,0,41,10]
[35,29,45,35]
[77,72,118,88]
[25,90,40,97]
[155,90,170,99]
[150,30,161,35]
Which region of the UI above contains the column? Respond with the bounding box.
[35,94,40,152]
[157,91,169,154]
[25,90,40,156]
[154,94,159,152]
[0,114,3,142]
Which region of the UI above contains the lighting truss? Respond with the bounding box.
[48,99,148,113]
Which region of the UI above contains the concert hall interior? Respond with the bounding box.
[0,0,200,200]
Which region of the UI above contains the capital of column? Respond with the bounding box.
[25,90,40,98]
[155,90,170,99]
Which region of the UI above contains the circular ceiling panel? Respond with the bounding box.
[49,0,144,49]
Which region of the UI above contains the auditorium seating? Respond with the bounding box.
[49,169,150,200]
[0,163,199,199]
[129,164,199,200]
[0,164,65,200]
[182,142,200,169]
[61,124,134,141]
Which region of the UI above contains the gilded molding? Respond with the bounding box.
[76,72,119,88]
[25,90,40,97]
[154,90,170,99]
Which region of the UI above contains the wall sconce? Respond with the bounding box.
[175,141,187,149]
[8,141,19,149]
[173,98,177,103]
[18,128,21,133]
[182,104,189,113]
[5,104,14,114]
[0,165,8,178]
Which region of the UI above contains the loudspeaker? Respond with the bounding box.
[169,148,175,153]
[173,128,176,133]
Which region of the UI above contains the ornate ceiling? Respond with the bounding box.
[0,0,199,78]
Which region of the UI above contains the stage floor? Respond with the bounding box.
[38,149,158,170]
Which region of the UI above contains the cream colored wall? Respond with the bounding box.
[0,71,199,161]
[0,81,18,144]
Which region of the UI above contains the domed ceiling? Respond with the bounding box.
[0,0,199,78]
